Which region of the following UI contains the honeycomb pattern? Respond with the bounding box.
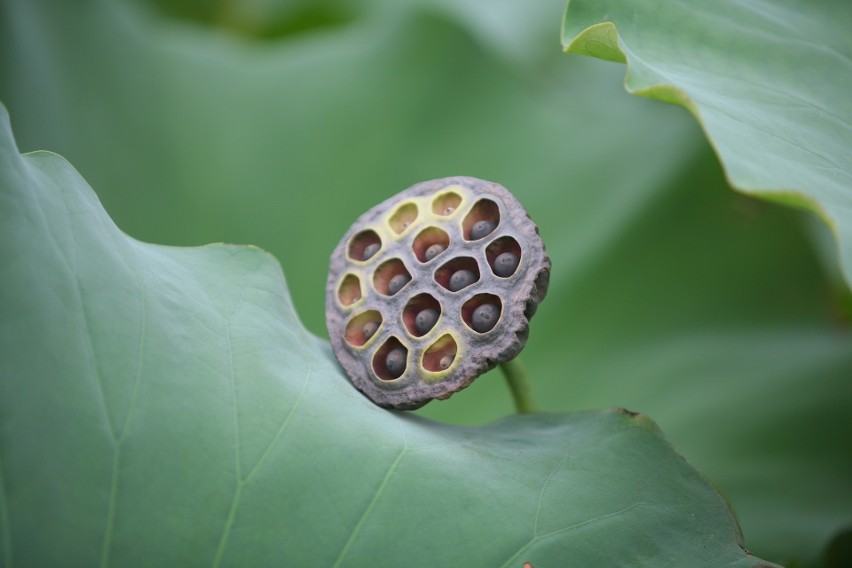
[326,177,550,410]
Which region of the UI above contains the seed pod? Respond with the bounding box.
[326,176,550,410]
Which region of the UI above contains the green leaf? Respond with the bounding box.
[562,0,852,288]
[0,104,773,567]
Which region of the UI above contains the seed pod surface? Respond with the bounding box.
[326,176,550,410]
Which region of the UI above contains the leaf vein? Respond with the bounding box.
[499,502,643,568]
[211,303,244,568]
[242,359,312,484]
[332,444,408,567]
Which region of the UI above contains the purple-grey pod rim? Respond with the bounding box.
[325,176,550,410]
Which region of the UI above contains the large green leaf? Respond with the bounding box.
[562,0,852,288]
[2,1,851,566]
[0,104,774,567]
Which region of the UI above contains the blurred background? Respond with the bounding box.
[2,0,851,565]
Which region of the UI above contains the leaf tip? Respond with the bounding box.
[562,21,626,64]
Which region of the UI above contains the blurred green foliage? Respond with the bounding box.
[1,0,850,566]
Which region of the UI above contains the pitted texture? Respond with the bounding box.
[326,177,550,410]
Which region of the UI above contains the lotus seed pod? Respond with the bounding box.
[388,273,410,295]
[472,303,500,333]
[326,176,550,410]
[470,219,496,240]
[449,269,476,292]
[424,243,445,261]
[362,243,380,261]
[415,308,439,335]
[385,348,407,378]
[493,252,519,277]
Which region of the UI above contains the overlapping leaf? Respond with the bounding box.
[563,0,852,288]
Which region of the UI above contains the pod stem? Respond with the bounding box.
[500,357,537,414]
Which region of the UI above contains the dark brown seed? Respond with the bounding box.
[472,303,500,333]
[388,273,410,295]
[470,220,496,240]
[362,321,379,340]
[424,243,445,261]
[386,348,406,378]
[362,243,380,261]
[414,308,439,335]
[449,269,476,292]
[493,252,519,277]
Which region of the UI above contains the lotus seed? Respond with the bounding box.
[439,354,454,370]
[424,243,445,261]
[493,252,519,277]
[470,220,496,240]
[362,243,380,261]
[362,320,379,341]
[385,348,406,378]
[449,269,477,292]
[471,303,500,333]
[388,273,410,295]
[414,308,439,335]
[443,206,455,215]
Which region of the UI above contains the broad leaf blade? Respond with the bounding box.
[563,0,852,287]
[0,105,775,567]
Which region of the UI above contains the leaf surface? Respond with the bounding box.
[563,0,852,287]
[0,105,774,567]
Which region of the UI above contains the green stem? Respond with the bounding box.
[500,357,537,414]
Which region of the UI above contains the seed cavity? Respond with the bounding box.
[348,229,382,262]
[435,256,480,292]
[449,270,476,292]
[472,304,500,333]
[363,321,379,340]
[337,274,362,307]
[386,348,406,378]
[432,190,462,217]
[486,236,522,278]
[389,202,418,235]
[422,334,458,372]
[462,294,503,334]
[413,226,450,263]
[373,337,408,381]
[470,220,495,241]
[344,310,383,347]
[403,294,441,337]
[425,244,445,261]
[373,258,412,296]
[415,309,439,334]
[462,199,500,241]
[388,274,410,295]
